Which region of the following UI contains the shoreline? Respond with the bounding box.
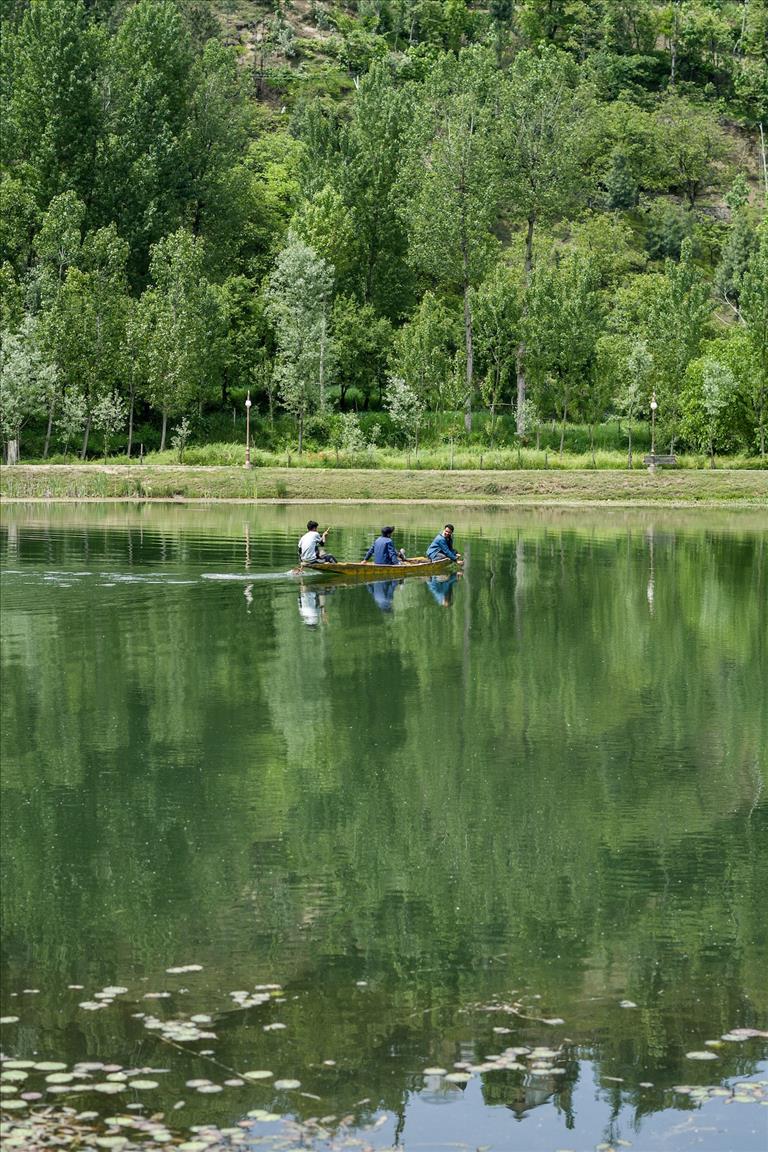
[2,496,767,509]
[1,464,767,508]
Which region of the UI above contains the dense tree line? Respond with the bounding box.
[0,0,766,462]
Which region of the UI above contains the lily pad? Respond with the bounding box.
[273,1078,301,1090]
[0,1017,20,1025]
[128,1080,159,1090]
[243,1070,273,1081]
[423,1067,447,1076]
[686,1051,718,1061]
[45,1073,76,1084]
[445,1072,472,1083]
[34,1062,67,1071]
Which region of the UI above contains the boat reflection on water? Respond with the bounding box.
[297,571,460,623]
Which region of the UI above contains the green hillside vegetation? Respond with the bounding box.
[1,0,767,467]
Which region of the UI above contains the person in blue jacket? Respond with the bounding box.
[426,523,461,563]
[363,526,405,565]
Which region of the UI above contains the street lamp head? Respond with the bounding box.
[650,392,658,411]
[245,393,252,410]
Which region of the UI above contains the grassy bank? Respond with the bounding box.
[2,465,767,506]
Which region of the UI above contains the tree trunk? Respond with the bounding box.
[516,214,536,434]
[43,397,56,459]
[463,281,473,435]
[127,390,135,458]
[628,425,633,469]
[298,413,304,455]
[559,400,568,456]
[80,416,91,459]
[670,0,680,84]
[160,409,168,452]
[319,314,327,410]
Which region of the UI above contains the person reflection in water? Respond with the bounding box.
[368,579,400,612]
[426,572,457,607]
[298,587,328,626]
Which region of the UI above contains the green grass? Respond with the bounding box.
[31,443,766,471]
[2,464,767,506]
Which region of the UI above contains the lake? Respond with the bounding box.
[1,502,766,1152]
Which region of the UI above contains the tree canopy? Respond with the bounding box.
[1,0,766,461]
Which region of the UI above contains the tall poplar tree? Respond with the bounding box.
[497,48,590,431]
[400,48,499,432]
[3,0,104,210]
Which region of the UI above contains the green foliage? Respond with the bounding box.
[264,234,335,450]
[0,0,764,463]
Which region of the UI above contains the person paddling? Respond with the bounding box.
[298,520,337,564]
[363,526,406,565]
[426,523,461,563]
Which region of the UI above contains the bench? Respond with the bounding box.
[644,454,677,470]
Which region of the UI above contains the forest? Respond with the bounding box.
[1,0,767,465]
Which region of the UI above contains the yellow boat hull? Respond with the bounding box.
[300,556,455,579]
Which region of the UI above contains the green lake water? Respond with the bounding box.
[1,502,766,1151]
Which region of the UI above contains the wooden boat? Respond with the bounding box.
[298,556,455,580]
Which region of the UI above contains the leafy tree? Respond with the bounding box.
[98,0,196,283]
[738,225,768,458]
[496,48,591,431]
[385,373,426,459]
[680,357,737,467]
[525,251,603,455]
[390,291,459,412]
[170,414,192,462]
[137,230,225,449]
[472,264,521,437]
[55,385,88,456]
[0,173,40,279]
[331,294,393,410]
[292,185,359,293]
[91,388,127,461]
[401,48,499,431]
[264,234,335,452]
[611,239,711,452]
[0,317,57,459]
[598,334,653,467]
[340,63,414,317]
[716,206,758,315]
[3,0,104,209]
[185,38,250,247]
[32,191,86,299]
[41,223,131,457]
[653,95,731,208]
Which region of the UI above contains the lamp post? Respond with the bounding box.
[244,391,252,469]
[650,391,658,457]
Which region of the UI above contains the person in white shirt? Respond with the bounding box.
[298,520,336,564]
